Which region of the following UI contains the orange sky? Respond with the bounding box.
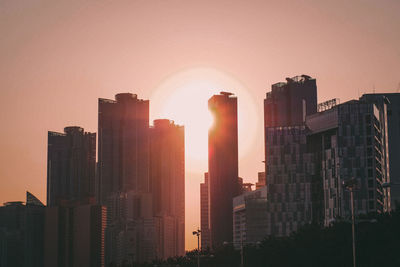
[0,0,399,250]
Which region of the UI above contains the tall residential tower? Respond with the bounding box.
[97,93,150,204]
[47,126,96,206]
[150,119,185,258]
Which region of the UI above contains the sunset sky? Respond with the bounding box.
[0,0,399,250]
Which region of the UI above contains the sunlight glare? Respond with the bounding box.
[150,68,258,173]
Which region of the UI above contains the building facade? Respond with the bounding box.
[200,173,211,250]
[97,93,150,205]
[265,126,321,236]
[233,187,268,249]
[263,75,320,236]
[150,119,185,259]
[47,126,96,206]
[105,191,155,265]
[208,92,240,248]
[306,97,391,223]
[361,93,400,210]
[44,202,106,267]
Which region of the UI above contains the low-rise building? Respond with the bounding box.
[233,187,268,249]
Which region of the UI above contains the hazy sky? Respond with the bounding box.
[0,0,399,250]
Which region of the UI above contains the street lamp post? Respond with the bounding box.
[192,229,201,267]
[343,178,358,267]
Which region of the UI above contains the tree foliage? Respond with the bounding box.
[135,209,400,267]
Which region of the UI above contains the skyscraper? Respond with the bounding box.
[150,119,185,258]
[47,126,96,206]
[208,92,239,248]
[97,93,150,205]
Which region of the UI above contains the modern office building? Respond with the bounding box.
[0,192,45,267]
[360,93,400,209]
[261,76,395,237]
[233,186,268,249]
[263,75,321,236]
[97,93,150,205]
[47,126,96,206]
[150,119,185,258]
[208,92,240,248]
[200,173,211,250]
[44,201,106,267]
[307,97,391,223]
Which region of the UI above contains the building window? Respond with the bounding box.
[368,179,374,188]
[366,115,371,124]
[367,158,373,167]
[368,190,374,199]
[369,200,375,210]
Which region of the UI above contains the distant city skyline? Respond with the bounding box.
[1,0,399,251]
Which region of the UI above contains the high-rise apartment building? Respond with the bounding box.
[47,126,96,206]
[97,93,150,205]
[208,92,240,248]
[150,119,185,259]
[200,173,211,250]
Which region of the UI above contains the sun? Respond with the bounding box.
[153,79,217,167]
[150,67,258,173]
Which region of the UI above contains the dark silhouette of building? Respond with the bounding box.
[264,75,317,128]
[97,93,150,205]
[0,192,45,267]
[150,119,185,258]
[208,92,240,248]
[47,126,96,206]
[200,172,210,250]
[44,200,106,267]
[98,93,153,265]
